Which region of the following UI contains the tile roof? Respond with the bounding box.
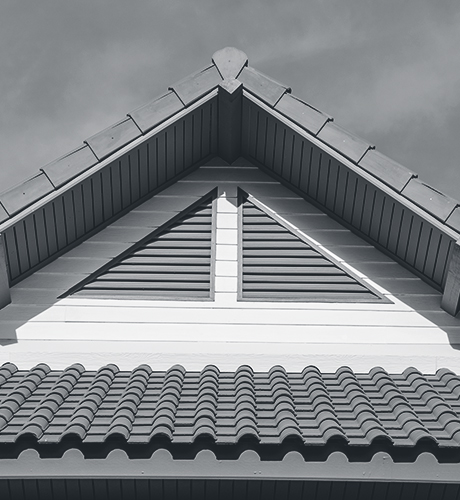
[0,363,460,459]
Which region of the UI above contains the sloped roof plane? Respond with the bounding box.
[0,47,459,315]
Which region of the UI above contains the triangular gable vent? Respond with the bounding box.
[68,192,216,300]
[239,192,385,302]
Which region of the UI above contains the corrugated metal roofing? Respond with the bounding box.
[0,363,459,457]
[69,193,215,299]
[240,194,382,302]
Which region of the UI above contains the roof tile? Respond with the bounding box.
[446,207,460,234]
[402,178,458,222]
[0,204,8,224]
[0,173,54,216]
[41,144,99,188]
[0,364,458,453]
[129,91,184,134]
[212,47,248,80]
[239,66,290,107]
[85,117,142,161]
[275,93,329,136]
[317,122,373,163]
[169,65,222,106]
[358,149,416,193]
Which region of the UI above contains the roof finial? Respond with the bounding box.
[212,47,248,80]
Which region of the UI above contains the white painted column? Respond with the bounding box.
[214,188,238,303]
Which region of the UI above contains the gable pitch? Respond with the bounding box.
[0,47,459,313]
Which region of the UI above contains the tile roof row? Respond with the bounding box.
[0,363,459,451]
[0,48,458,236]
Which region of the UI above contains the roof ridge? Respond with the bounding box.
[1,47,458,232]
[1,47,459,314]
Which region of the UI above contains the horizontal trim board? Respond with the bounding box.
[19,306,435,327]
[8,322,451,344]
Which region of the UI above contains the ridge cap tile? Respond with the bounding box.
[212,47,248,80]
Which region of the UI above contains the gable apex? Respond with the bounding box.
[1,47,459,315]
[212,47,248,80]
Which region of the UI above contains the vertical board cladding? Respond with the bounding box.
[241,96,454,289]
[4,97,218,285]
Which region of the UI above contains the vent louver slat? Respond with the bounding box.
[240,194,382,302]
[71,195,215,300]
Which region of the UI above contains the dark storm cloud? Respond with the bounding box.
[1,0,459,197]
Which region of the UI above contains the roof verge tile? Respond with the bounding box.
[0,173,54,216]
[402,178,458,222]
[85,117,142,161]
[169,65,222,106]
[446,208,460,234]
[275,93,330,136]
[0,205,8,224]
[358,149,416,193]
[41,144,99,188]
[239,66,290,107]
[317,122,373,163]
[129,91,184,134]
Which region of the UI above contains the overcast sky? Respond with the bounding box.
[1,0,460,200]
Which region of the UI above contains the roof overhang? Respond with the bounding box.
[2,448,460,483]
[0,449,458,500]
[0,48,459,314]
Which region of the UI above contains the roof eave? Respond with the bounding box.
[2,448,459,484]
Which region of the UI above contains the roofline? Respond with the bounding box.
[2,48,458,234]
[1,47,459,314]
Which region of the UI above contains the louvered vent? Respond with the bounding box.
[240,194,382,302]
[71,194,215,300]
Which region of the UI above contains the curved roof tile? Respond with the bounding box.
[0,364,459,453]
